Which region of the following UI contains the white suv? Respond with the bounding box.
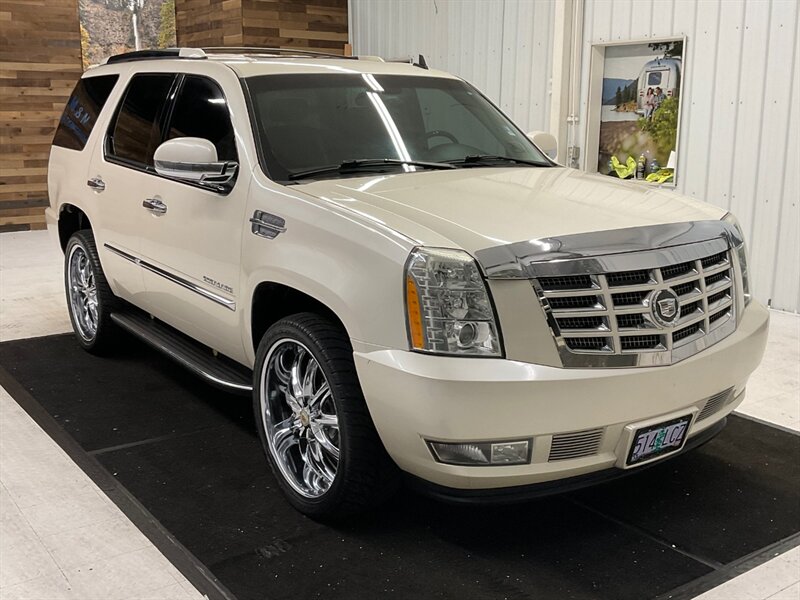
[47,47,769,518]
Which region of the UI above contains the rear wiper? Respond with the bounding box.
[288,158,455,181]
[449,155,551,167]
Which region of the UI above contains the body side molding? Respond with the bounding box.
[104,243,236,311]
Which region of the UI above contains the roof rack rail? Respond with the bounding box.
[104,48,206,65]
[201,47,356,60]
[386,54,429,70]
[103,46,355,65]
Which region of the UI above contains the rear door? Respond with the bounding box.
[90,72,176,302]
[136,74,249,360]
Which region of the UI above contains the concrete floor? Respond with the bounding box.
[1,230,798,600]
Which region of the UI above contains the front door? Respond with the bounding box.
[135,74,249,361]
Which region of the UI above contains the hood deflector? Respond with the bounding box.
[474,220,741,280]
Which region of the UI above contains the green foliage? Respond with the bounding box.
[638,97,679,159]
[158,0,176,49]
[648,40,683,58]
[615,86,622,106]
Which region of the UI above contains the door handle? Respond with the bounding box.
[87,177,105,192]
[142,198,167,215]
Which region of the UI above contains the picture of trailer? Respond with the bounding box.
[636,57,682,114]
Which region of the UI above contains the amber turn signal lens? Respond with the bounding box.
[406,274,425,349]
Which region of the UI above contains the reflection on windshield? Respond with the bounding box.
[246,73,549,181]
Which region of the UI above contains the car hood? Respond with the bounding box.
[295,166,726,254]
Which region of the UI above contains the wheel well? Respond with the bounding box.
[251,283,348,348]
[58,205,91,251]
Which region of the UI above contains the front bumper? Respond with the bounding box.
[406,417,728,504]
[354,301,769,491]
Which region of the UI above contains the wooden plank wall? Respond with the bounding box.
[0,0,83,232]
[2,0,349,232]
[175,0,243,47]
[176,0,348,53]
[241,0,348,54]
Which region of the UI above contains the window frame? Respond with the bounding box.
[104,72,239,195]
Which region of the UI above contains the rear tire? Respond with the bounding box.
[253,312,398,519]
[64,229,121,354]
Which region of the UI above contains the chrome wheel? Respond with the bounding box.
[260,339,339,498]
[67,244,98,341]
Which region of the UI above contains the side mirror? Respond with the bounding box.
[527,131,558,161]
[154,137,237,191]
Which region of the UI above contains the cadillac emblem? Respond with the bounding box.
[649,289,681,327]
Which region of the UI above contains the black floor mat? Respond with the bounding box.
[1,334,798,600]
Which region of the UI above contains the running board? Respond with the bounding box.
[110,311,253,395]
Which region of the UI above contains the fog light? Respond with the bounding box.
[428,439,531,466]
[491,440,530,464]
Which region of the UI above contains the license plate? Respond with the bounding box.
[627,415,692,465]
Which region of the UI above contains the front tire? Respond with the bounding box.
[253,313,397,519]
[64,230,120,354]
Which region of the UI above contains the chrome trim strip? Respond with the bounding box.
[104,244,236,311]
[154,159,230,174]
[474,220,742,279]
[104,243,139,264]
[139,262,237,311]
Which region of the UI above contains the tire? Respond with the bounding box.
[253,313,398,519]
[64,229,121,354]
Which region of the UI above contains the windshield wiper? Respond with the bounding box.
[448,155,551,168]
[288,158,455,181]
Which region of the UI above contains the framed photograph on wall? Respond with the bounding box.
[79,0,176,70]
[584,37,685,186]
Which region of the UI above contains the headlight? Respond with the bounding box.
[722,213,751,305]
[405,247,503,356]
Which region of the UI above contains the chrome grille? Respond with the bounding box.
[533,239,737,367]
[549,428,604,461]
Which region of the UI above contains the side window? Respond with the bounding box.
[166,76,237,162]
[53,75,118,151]
[108,73,175,167]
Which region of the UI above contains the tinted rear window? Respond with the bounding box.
[53,75,118,151]
[108,73,175,167]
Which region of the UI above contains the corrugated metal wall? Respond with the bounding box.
[577,0,799,311]
[350,0,555,132]
[350,0,799,312]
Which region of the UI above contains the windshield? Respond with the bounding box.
[244,73,550,182]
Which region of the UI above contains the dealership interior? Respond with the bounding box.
[1,0,798,599]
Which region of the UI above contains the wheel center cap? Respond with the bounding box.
[298,409,310,427]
